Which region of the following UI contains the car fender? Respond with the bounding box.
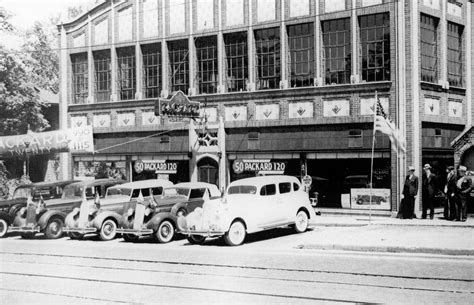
[38,210,67,230]
[64,209,80,228]
[8,203,26,217]
[92,210,122,229]
[147,211,175,230]
[0,211,12,225]
[170,202,186,215]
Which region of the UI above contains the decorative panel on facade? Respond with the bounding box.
[72,33,86,48]
[257,0,275,22]
[226,0,244,26]
[447,2,462,17]
[141,110,160,125]
[117,111,136,127]
[256,103,279,120]
[360,96,390,116]
[288,101,313,119]
[70,115,88,128]
[448,100,462,118]
[289,0,309,18]
[423,0,440,10]
[225,105,247,121]
[94,18,109,45]
[197,0,214,30]
[324,0,345,13]
[93,113,111,128]
[169,0,186,34]
[143,0,159,38]
[361,0,383,6]
[118,6,133,42]
[323,99,350,117]
[424,97,440,115]
[201,107,217,122]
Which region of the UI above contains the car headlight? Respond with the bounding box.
[19,207,27,217]
[72,207,80,215]
[144,207,151,216]
[127,208,134,216]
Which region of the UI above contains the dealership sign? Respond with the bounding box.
[156,90,200,118]
[233,159,286,175]
[134,160,178,174]
[0,126,94,157]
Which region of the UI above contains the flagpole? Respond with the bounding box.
[369,91,378,224]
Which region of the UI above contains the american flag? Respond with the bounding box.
[374,95,406,154]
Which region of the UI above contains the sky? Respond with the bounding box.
[1,0,96,49]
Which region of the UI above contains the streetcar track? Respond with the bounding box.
[0,287,135,304]
[0,271,363,304]
[1,251,472,283]
[3,257,473,295]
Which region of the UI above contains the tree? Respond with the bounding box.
[0,7,14,32]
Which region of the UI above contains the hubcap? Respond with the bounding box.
[230,223,245,244]
[161,224,170,237]
[296,212,308,230]
[50,222,60,234]
[104,222,115,236]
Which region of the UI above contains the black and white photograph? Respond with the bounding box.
[0,0,473,303]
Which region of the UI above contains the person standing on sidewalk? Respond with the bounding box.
[455,166,472,222]
[422,164,437,219]
[444,166,457,220]
[402,166,418,219]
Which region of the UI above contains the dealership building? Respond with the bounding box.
[58,0,473,214]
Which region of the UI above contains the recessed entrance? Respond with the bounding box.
[198,157,218,185]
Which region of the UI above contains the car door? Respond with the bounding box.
[255,184,278,228]
[186,188,207,213]
[273,182,294,224]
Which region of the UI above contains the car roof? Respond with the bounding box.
[16,180,79,189]
[229,175,300,187]
[109,179,173,190]
[67,179,126,188]
[170,182,221,197]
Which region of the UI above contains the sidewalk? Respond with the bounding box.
[298,215,474,256]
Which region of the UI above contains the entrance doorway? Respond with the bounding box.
[198,157,218,185]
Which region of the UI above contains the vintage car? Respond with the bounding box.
[64,179,173,241]
[9,179,124,239]
[178,175,317,246]
[0,180,78,238]
[117,182,221,243]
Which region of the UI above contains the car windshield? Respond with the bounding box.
[163,187,190,197]
[62,185,84,199]
[106,188,132,197]
[227,185,257,195]
[12,187,32,199]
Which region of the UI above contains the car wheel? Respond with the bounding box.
[21,232,35,239]
[224,220,246,246]
[294,210,309,233]
[99,219,117,241]
[45,217,64,239]
[187,235,206,245]
[0,218,9,238]
[123,233,139,243]
[176,208,187,218]
[68,232,84,240]
[155,220,175,243]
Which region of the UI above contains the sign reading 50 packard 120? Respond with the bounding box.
[0,126,94,157]
[233,159,286,175]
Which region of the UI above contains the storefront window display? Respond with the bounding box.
[74,161,127,180]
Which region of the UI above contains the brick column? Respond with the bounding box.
[315,0,321,82]
[439,0,448,87]
[88,15,94,103]
[280,0,287,87]
[466,1,472,127]
[135,0,143,99]
[59,24,71,180]
[351,0,358,82]
[110,0,117,101]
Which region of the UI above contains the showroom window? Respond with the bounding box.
[322,18,351,85]
[255,27,281,90]
[71,53,88,104]
[142,43,161,98]
[288,22,314,87]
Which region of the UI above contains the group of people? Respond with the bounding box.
[400,164,472,221]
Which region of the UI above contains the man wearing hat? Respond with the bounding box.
[444,166,457,220]
[455,165,472,222]
[401,166,418,219]
[422,163,438,219]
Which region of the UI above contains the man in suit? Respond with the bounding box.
[455,165,473,222]
[444,166,457,220]
[402,166,418,219]
[422,164,437,219]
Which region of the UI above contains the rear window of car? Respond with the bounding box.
[279,182,291,194]
[260,184,276,196]
[151,187,163,195]
[228,185,257,195]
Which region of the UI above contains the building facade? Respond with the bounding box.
[58,0,473,214]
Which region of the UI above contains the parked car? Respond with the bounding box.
[117,182,221,243]
[0,180,78,238]
[178,175,317,246]
[9,179,124,239]
[64,179,173,241]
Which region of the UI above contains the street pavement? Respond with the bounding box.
[0,215,473,304]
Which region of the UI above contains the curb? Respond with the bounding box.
[296,244,474,256]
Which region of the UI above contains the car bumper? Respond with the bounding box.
[63,227,97,234]
[180,230,226,237]
[8,226,40,233]
[116,228,154,236]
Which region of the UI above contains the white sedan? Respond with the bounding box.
[178,175,317,246]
